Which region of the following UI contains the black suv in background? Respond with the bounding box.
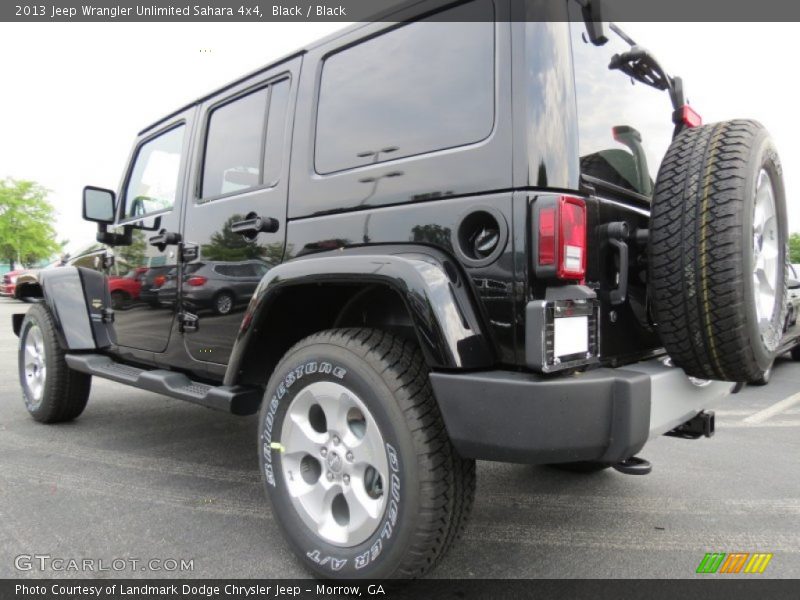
[13,0,793,579]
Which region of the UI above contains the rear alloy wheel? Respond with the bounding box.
[649,120,787,383]
[214,291,234,315]
[18,303,91,423]
[281,380,389,547]
[259,328,475,579]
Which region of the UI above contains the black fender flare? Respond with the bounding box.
[223,246,493,386]
[15,267,115,349]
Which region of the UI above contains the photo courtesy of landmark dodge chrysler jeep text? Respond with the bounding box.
[12,0,797,579]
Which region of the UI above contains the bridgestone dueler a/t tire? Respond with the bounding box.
[258,328,475,579]
[18,303,92,423]
[649,120,787,382]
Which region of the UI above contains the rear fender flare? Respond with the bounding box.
[223,246,493,386]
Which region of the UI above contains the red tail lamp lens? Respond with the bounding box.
[538,206,556,266]
[534,196,586,280]
[557,196,586,280]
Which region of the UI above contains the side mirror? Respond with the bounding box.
[83,185,133,246]
[83,186,116,224]
[788,278,800,290]
[578,0,608,46]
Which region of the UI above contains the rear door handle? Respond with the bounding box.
[231,214,280,239]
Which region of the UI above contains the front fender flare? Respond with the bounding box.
[30,267,115,349]
[223,247,493,386]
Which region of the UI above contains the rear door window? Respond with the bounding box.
[202,87,269,199]
[200,76,292,201]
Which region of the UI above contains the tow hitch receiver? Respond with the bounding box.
[612,456,652,475]
[665,410,715,440]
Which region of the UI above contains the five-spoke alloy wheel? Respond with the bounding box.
[17,303,91,423]
[259,328,475,579]
[281,381,389,547]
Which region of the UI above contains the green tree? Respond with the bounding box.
[789,233,800,264]
[0,178,60,270]
[115,228,148,270]
[201,214,266,262]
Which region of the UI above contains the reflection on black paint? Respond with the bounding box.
[201,214,268,261]
[411,224,453,252]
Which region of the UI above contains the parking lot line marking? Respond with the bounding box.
[725,419,800,428]
[742,392,800,424]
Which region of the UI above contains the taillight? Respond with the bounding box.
[558,197,586,279]
[153,275,166,287]
[538,207,556,267]
[533,196,587,281]
[679,104,702,128]
[186,276,207,287]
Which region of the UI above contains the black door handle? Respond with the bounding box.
[231,214,280,239]
[149,229,182,251]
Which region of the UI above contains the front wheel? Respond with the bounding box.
[18,303,91,423]
[258,328,475,579]
[110,290,130,310]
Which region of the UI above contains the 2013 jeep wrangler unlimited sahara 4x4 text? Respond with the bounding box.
[12,0,797,579]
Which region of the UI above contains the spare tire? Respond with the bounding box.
[649,120,787,383]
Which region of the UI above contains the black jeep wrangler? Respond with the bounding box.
[13,0,794,579]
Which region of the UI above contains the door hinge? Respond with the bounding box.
[180,243,198,262]
[179,312,199,333]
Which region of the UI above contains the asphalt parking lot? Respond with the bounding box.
[1,296,798,579]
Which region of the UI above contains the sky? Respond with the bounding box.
[0,21,798,256]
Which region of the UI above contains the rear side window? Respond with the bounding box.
[202,87,268,199]
[569,20,673,197]
[314,0,495,174]
[201,77,291,200]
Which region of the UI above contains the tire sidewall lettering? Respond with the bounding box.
[258,351,410,577]
[261,360,344,488]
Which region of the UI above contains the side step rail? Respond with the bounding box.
[65,353,261,415]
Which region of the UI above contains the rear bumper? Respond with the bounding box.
[429,358,734,465]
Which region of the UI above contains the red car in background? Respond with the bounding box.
[108,267,148,309]
[0,270,24,297]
